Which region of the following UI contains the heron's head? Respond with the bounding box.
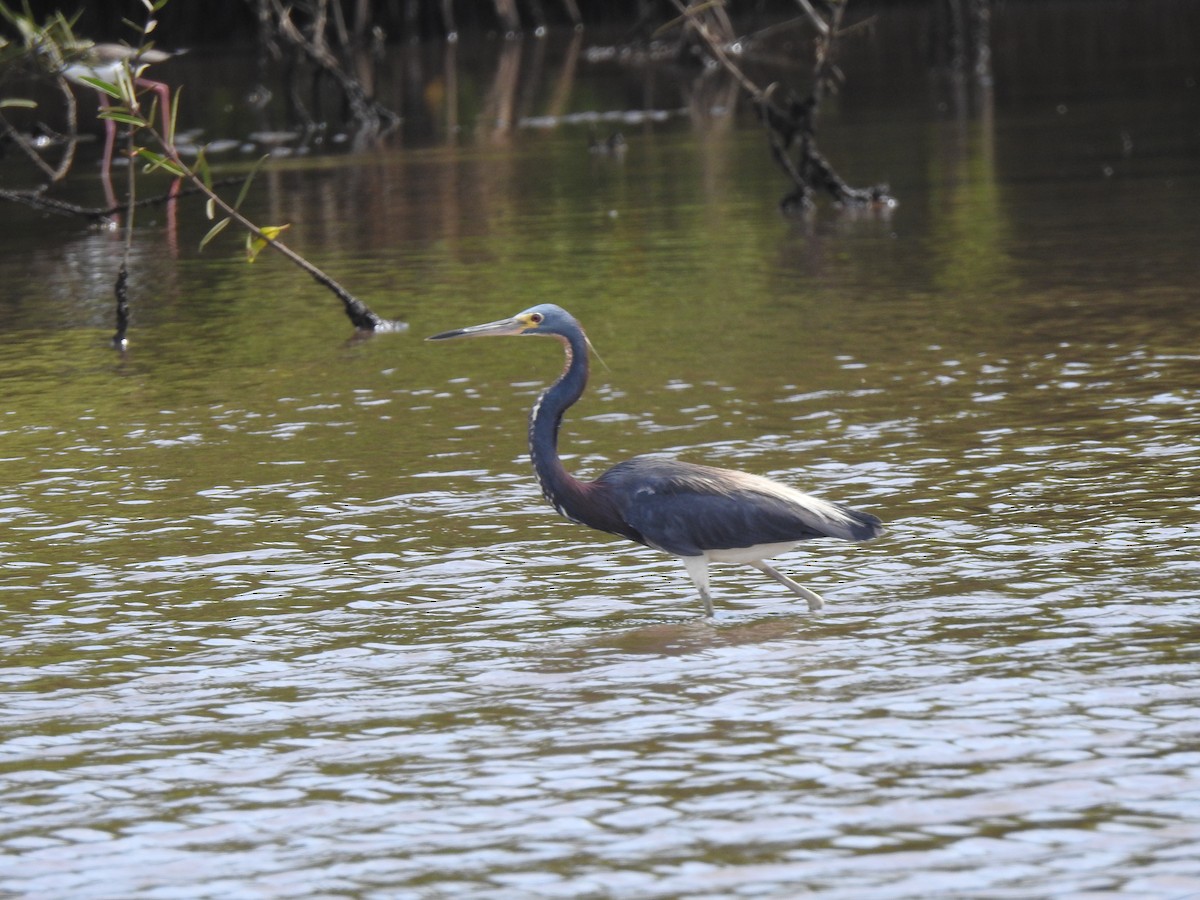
[426,304,581,342]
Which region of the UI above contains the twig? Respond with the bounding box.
[811,0,846,106]
[670,0,894,213]
[0,79,78,183]
[264,0,399,136]
[793,0,830,35]
[173,145,402,332]
[201,168,402,331]
[115,116,136,348]
[112,262,130,349]
[666,0,766,104]
[0,176,248,222]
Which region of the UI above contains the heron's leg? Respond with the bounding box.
[750,561,825,611]
[137,77,181,199]
[136,78,172,137]
[98,93,118,212]
[682,556,715,618]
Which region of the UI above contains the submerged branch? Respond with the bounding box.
[115,121,136,349]
[0,156,403,333]
[670,0,895,214]
[0,186,113,223]
[112,262,130,349]
[0,176,250,223]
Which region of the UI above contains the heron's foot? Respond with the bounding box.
[751,560,826,612]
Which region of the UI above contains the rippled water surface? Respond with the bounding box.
[3,4,1200,897]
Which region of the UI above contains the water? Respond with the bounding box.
[3,4,1200,897]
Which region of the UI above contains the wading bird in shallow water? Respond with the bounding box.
[428,304,882,617]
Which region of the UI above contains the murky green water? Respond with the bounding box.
[3,4,1200,897]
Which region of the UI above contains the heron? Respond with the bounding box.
[427,304,882,617]
[58,44,182,210]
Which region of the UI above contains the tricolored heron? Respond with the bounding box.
[428,304,882,616]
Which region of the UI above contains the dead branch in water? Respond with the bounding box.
[0,177,245,225]
[669,0,895,215]
[254,0,400,144]
[0,4,402,338]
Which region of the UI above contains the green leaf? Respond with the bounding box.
[135,146,187,177]
[98,109,147,127]
[195,147,213,191]
[234,155,270,211]
[136,147,165,164]
[157,157,187,177]
[168,83,180,145]
[78,76,123,99]
[143,94,160,131]
[199,217,231,251]
[0,98,38,109]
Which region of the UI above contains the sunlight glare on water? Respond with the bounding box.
[2,4,1200,897]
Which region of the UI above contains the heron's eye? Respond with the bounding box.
[529,313,544,324]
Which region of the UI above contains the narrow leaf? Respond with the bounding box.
[0,98,38,109]
[194,147,210,187]
[168,83,181,146]
[135,146,167,165]
[143,95,159,130]
[135,146,187,177]
[157,157,187,177]
[197,155,216,201]
[78,76,123,99]
[99,110,147,126]
[199,217,231,251]
[234,154,270,211]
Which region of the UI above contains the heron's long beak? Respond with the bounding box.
[426,316,529,341]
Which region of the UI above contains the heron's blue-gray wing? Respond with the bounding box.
[599,458,880,557]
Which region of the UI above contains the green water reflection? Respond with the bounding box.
[2,3,1200,897]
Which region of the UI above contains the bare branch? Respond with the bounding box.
[668,0,894,214]
[667,0,765,104]
[263,0,399,137]
[793,0,830,36]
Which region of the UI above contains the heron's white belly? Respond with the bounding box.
[704,542,799,564]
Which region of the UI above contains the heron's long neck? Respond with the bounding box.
[529,331,590,512]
